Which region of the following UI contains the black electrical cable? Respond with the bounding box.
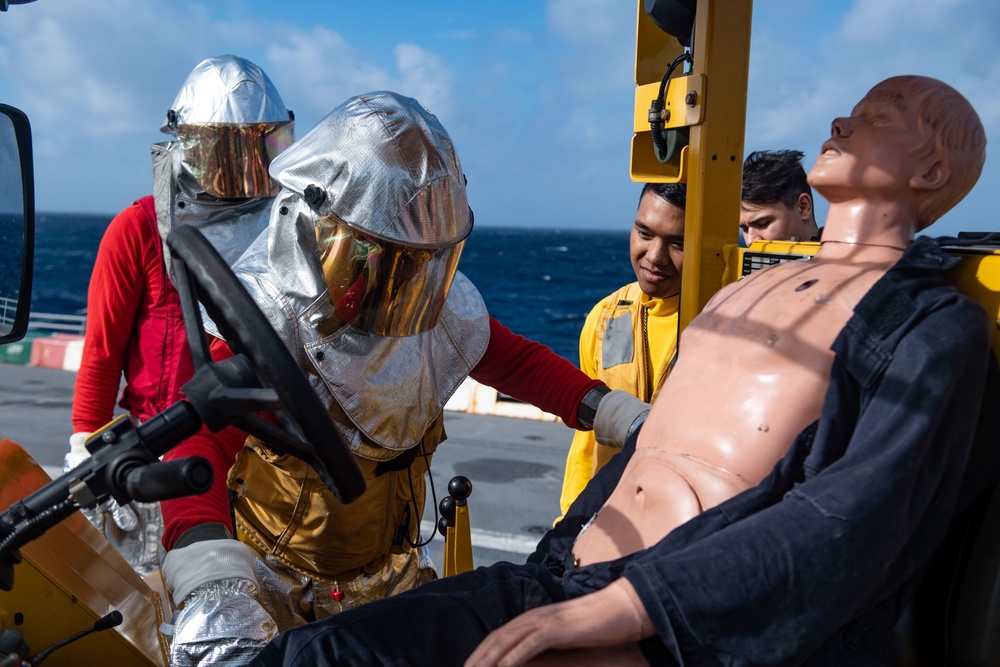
[649,51,693,161]
[657,52,691,103]
[403,440,438,549]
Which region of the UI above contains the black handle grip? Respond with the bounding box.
[124,457,213,503]
[93,610,123,632]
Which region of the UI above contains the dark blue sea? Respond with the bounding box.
[31,213,635,363]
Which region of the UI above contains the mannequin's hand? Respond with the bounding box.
[465,579,654,667]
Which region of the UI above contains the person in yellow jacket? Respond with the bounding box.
[557,182,685,519]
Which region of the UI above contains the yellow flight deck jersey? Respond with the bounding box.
[557,283,679,520]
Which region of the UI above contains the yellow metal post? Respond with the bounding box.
[631,0,753,332]
[442,504,474,577]
[441,476,474,577]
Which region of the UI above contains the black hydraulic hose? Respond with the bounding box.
[649,52,693,161]
[0,498,77,561]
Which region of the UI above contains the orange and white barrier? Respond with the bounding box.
[10,337,559,423]
[28,334,85,372]
[445,377,559,423]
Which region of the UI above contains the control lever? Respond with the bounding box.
[123,457,212,503]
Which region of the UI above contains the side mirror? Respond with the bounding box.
[0,103,34,344]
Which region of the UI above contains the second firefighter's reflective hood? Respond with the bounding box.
[162,54,294,201]
[161,55,289,132]
[152,142,273,284]
[153,55,291,281]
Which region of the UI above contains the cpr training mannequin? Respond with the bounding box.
[157,91,638,667]
[68,55,292,576]
[250,76,997,667]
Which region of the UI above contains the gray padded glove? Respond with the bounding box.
[162,539,277,667]
[593,389,651,448]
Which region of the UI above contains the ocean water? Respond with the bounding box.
[30,213,635,363]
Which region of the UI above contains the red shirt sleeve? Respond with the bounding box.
[72,199,159,433]
[470,317,603,429]
[160,338,247,549]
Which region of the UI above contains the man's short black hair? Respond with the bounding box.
[741,150,812,210]
[640,182,686,211]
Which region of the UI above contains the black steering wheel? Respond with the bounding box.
[166,224,365,504]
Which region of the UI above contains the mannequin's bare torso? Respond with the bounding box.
[572,245,902,566]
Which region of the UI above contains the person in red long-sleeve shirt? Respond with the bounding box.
[69,55,294,577]
[72,196,186,435]
[158,91,647,666]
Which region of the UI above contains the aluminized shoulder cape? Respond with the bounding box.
[151,141,271,284]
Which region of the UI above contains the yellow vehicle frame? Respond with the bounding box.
[0,439,171,666]
[631,0,752,332]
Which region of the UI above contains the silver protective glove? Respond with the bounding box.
[162,538,277,667]
[66,432,165,574]
[593,389,651,448]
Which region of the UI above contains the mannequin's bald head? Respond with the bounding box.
[869,76,986,229]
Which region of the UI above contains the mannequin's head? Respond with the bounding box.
[810,76,986,230]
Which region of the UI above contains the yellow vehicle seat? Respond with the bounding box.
[0,439,171,666]
[901,235,1000,666]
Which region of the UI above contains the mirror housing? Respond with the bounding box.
[0,103,34,344]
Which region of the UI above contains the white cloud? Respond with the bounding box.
[0,0,643,224]
[0,0,298,212]
[262,30,458,133]
[547,0,634,45]
[493,26,533,45]
[545,0,635,100]
[437,29,476,41]
[264,26,395,125]
[393,44,456,121]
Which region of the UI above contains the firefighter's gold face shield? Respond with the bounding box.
[315,214,463,336]
[177,121,294,199]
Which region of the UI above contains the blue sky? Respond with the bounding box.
[0,0,998,237]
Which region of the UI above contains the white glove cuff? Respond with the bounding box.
[69,431,92,456]
[593,389,651,448]
[162,539,257,604]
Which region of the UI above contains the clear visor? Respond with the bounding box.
[316,215,463,336]
[177,121,294,199]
